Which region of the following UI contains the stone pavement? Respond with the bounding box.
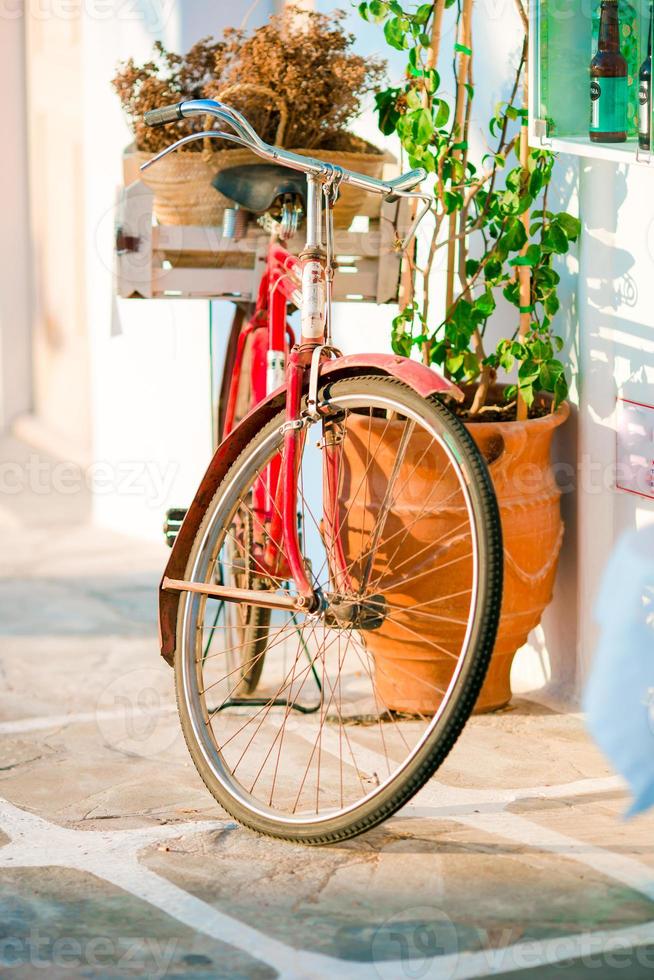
[1,435,654,979]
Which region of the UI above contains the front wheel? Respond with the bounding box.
[174,374,502,844]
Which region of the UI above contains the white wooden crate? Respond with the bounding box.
[114,180,412,305]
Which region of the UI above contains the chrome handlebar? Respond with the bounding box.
[141,99,432,246]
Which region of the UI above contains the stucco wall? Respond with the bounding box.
[576,159,654,674]
[0,17,31,431]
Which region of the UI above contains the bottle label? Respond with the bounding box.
[639,79,650,140]
[590,76,627,134]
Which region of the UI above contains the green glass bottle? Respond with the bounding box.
[639,4,652,150]
[590,0,628,143]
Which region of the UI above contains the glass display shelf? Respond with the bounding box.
[529,0,654,165]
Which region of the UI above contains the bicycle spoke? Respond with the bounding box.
[176,377,498,839]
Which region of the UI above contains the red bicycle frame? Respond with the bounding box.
[222,223,336,606]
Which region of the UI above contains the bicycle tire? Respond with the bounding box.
[174,375,502,844]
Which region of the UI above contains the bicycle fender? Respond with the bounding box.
[159,390,287,664]
[319,353,463,402]
[158,356,461,664]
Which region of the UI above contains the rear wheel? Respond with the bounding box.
[219,509,270,694]
[175,374,502,844]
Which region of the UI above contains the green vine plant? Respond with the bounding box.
[358,0,580,417]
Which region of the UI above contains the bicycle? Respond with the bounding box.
[143,98,503,844]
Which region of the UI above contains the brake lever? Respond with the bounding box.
[394,192,433,252]
[139,129,249,172]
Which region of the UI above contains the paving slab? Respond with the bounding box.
[1,435,654,979]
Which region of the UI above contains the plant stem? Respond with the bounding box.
[516,8,530,422]
[425,1,444,75]
[445,0,473,335]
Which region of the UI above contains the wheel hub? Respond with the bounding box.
[321,593,387,631]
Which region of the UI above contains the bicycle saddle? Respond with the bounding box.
[212,164,307,214]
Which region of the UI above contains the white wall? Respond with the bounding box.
[80,0,275,538]
[576,159,654,676]
[0,16,31,431]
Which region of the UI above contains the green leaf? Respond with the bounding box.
[529,168,544,197]
[443,190,463,212]
[413,107,434,143]
[542,223,568,254]
[384,16,408,49]
[375,88,400,135]
[425,67,440,92]
[544,292,560,316]
[414,3,433,24]
[484,258,503,280]
[539,358,565,391]
[464,351,481,379]
[405,86,422,109]
[519,381,535,407]
[535,266,560,288]
[500,190,521,215]
[430,339,447,365]
[519,359,541,384]
[526,243,542,265]
[475,289,496,316]
[503,281,520,307]
[503,219,527,251]
[555,212,581,241]
[554,373,569,407]
[369,0,389,17]
[434,99,450,127]
[446,353,464,374]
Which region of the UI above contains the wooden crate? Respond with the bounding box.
[114,181,412,305]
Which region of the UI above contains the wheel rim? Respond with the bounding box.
[179,386,484,830]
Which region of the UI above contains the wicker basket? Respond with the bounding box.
[126,82,390,260]
[127,146,257,227]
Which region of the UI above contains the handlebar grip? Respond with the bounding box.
[143,103,185,127]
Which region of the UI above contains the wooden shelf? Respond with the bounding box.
[114,181,412,305]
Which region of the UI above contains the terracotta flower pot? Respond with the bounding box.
[467,390,569,711]
[338,388,569,715]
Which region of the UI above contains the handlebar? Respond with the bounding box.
[142,99,427,202]
[144,104,185,127]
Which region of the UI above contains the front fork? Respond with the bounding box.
[263,365,356,608]
[263,344,318,605]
